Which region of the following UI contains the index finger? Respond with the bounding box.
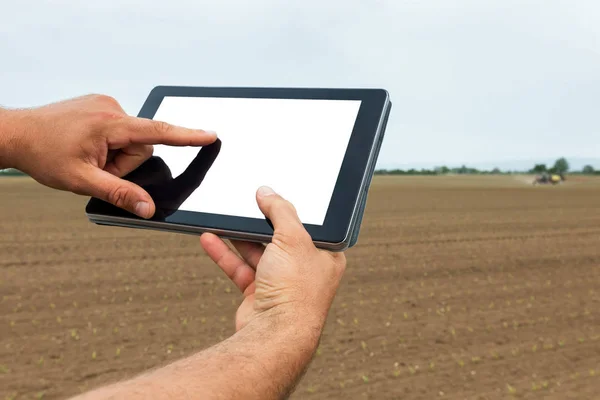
[121,117,217,146]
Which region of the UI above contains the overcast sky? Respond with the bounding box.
[1,0,598,168]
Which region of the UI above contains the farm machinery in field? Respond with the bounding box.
[533,173,565,185]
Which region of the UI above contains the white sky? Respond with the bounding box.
[1,0,599,168]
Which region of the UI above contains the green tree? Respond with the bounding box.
[553,157,569,174]
[582,165,595,174]
[531,164,547,174]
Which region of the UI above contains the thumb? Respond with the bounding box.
[80,166,155,218]
[255,186,307,239]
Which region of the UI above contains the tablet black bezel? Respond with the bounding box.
[86,86,389,243]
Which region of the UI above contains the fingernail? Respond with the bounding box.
[205,130,217,137]
[257,186,275,197]
[134,201,150,217]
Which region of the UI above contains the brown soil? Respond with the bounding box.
[1,175,599,399]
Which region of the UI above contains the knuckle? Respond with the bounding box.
[94,94,120,107]
[81,93,102,101]
[272,230,306,251]
[272,197,298,217]
[297,228,312,244]
[272,228,313,257]
[283,198,298,213]
[154,121,173,135]
[91,110,124,123]
[107,185,131,208]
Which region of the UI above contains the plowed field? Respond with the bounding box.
[1,176,599,399]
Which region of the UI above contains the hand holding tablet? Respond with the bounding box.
[86,86,392,250]
[200,184,347,331]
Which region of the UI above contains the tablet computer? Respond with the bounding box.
[85,86,391,251]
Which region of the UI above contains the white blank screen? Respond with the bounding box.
[151,96,362,225]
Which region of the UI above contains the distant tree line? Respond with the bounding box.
[1,157,599,177]
[375,166,505,175]
[375,158,600,176]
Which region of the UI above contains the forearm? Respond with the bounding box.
[72,311,322,400]
[0,108,26,170]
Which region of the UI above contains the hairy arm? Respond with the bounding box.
[72,310,321,400]
[0,108,22,169]
[70,187,345,400]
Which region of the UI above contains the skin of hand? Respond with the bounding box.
[200,185,347,333]
[0,95,216,218]
[71,187,346,400]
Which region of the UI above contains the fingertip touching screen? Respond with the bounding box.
[147,96,362,226]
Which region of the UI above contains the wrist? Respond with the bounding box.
[249,306,324,351]
[0,108,28,170]
[226,309,322,398]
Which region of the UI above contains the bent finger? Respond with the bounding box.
[200,233,255,293]
[77,166,155,218]
[104,144,153,177]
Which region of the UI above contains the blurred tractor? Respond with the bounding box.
[533,172,565,185]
